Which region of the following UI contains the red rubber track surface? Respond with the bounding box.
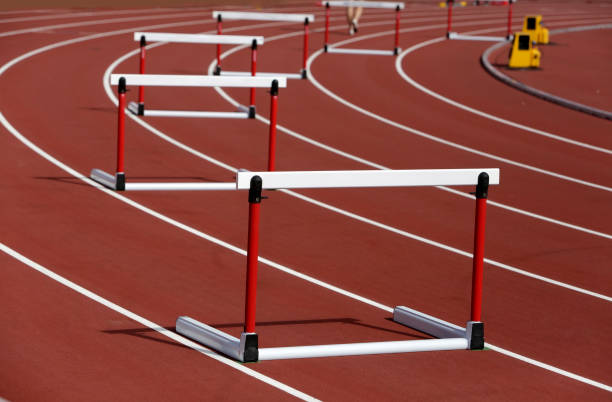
[1,1,611,400]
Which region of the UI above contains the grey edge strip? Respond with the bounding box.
[480,23,612,121]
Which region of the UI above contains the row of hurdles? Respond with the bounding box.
[91,4,502,362]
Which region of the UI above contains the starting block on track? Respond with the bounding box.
[446,0,515,41]
[523,15,549,44]
[212,11,315,79]
[175,168,499,361]
[90,74,287,191]
[321,1,404,56]
[508,32,540,68]
[132,32,264,117]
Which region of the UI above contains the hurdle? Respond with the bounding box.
[321,1,404,56]
[176,168,500,362]
[212,11,315,79]
[90,74,287,191]
[446,0,515,41]
[132,32,264,117]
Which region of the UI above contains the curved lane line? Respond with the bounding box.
[1,12,610,393]
[0,242,318,402]
[395,23,612,154]
[104,24,612,300]
[209,19,612,240]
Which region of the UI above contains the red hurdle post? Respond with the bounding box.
[470,172,489,322]
[116,77,127,191]
[137,35,146,115]
[267,80,279,171]
[394,5,401,55]
[215,14,222,75]
[244,175,263,334]
[447,0,453,37]
[249,39,257,118]
[324,2,330,52]
[506,0,513,39]
[301,17,310,78]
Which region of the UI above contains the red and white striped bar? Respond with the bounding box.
[212,11,314,79]
[446,0,515,39]
[322,1,404,55]
[236,168,500,189]
[177,168,498,362]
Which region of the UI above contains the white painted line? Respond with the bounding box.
[323,1,405,10]
[209,23,612,241]
[259,338,466,360]
[134,31,264,45]
[307,28,612,192]
[396,27,612,156]
[236,169,499,190]
[125,182,236,191]
[0,8,181,24]
[212,11,315,23]
[110,73,286,88]
[220,70,303,79]
[2,13,609,393]
[0,243,317,401]
[141,109,250,119]
[327,47,397,55]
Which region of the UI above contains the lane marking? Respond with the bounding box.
[209,22,612,240]
[0,242,318,401]
[1,10,610,393]
[395,25,612,154]
[102,17,612,303]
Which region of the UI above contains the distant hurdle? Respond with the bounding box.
[176,168,500,362]
[321,1,405,55]
[90,74,287,191]
[212,11,315,79]
[446,0,515,41]
[132,32,264,117]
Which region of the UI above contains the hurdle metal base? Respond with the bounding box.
[90,169,236,191]
[218,70,304,80]
[326,47,400,56]
[128,102,250,119]
[447,32,511,42]
[176,305,483,362]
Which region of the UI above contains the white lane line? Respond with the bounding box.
[0,242,318,402]
[104,25,612,303]
[305,27,612,193]
[209,23,612,240]
[1,13,610,393]
[395,25,612,155]
[0,7,190,24]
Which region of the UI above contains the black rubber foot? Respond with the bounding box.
[324,44,328,53]
[242,333,259,362]
[248,106,256,119]
[214,65,221,76]
[115,172,126,191]
[138,103,144,116]
[468,321,484,350]
[301,69,307,79]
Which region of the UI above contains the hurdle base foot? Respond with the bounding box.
[128,101,144,116]
[300,69,307,79]
[248,105,256,118]
[467,321,484,350]
[90,169,125,191]
[324,44,328,53]
[214,65,221,76]
[240,332,259,362]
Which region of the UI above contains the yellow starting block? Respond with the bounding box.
[523,15,549,44]
[508,32,540,69]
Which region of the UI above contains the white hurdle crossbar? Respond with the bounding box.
[322,1,405,55]
[212,11,315,79]
[177,168,499,362]
[133,32,265,116]
[90,75,287,192]
[446,0,515,40]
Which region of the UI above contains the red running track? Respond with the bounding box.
[0,1,611,400]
